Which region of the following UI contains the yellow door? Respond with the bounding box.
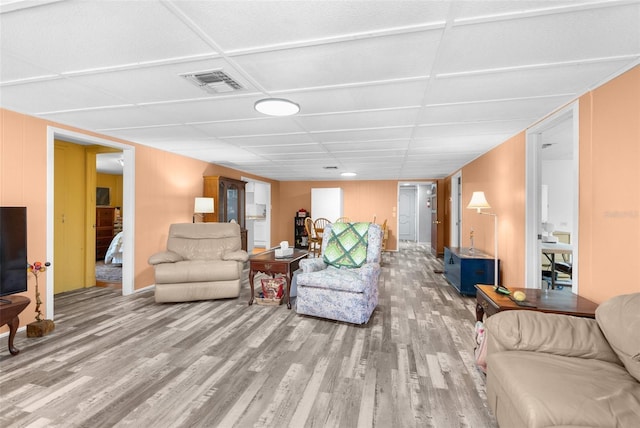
[54,141,86,294]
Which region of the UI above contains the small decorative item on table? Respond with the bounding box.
[26,261,55,337]
[297,208,308,217]
[256,277,286,306]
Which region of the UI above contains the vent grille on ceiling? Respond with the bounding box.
[180,70,244,94]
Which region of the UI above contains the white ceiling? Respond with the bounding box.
[1,0,639,180]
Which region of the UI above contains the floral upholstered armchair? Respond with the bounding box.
[296,222,383,324]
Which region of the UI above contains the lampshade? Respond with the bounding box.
[194,197,214,214]
[254,98,300,116]
[467,191,491,213]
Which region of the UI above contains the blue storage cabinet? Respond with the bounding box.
[444,247,498,296]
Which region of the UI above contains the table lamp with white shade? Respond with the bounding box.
[193,197,214,223]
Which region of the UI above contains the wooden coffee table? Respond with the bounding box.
[248,249,308,309]
[475,284,598,322]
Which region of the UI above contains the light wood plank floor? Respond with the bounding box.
[0,243,497,428]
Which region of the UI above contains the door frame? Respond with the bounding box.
[450,171,462,249]
[241,176,271,250]
[398,185,418,242]
[46,126,136,319]
[524,102,579,291]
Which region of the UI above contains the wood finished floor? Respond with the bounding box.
[0,243,497,428]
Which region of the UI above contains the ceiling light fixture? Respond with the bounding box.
[254,98,300,116]
[341,172,357,177]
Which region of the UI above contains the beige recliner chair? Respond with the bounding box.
[149,223,249,303]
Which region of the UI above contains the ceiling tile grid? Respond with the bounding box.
[1,0,638,180]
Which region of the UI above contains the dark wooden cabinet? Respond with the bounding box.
[203,176,247,251]
[444,247,498,296]
[96,207,115,260]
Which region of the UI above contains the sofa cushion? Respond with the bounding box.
[323,222,369,268]
[488,351,640,427]
[297,266,368,293]
[596,292,640,382]
[154,260,240,284]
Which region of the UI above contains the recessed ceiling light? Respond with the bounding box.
[254,98,300,116]
[341,172,357,177]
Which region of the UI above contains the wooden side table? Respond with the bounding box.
[248,249,308,309]
[475,284,598,322]
[0,295,31,355]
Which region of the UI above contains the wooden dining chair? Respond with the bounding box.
[304,217,321,257]
[313,217,331,251]
[335,216,351,223]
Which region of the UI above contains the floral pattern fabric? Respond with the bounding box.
[297,223,383,324]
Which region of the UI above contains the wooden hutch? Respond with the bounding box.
[203,176,247,251]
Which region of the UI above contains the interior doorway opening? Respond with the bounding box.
[46,126,135,320]
[525,102,579,292]
[397,181,434,248]
[242,176,271,254]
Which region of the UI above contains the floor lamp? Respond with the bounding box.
[467,191,502,292]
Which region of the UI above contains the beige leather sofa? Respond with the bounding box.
[485,292,640,427]
[149,223,249,303]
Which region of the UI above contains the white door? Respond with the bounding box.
[399,187,417,241]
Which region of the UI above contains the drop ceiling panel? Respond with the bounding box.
[177,147,263,163]
[337,150,408,160]
[450,1,602,20]
[0,1,216,74]
[41,107,172,131]
[221,133,316,147]
[191,118,306,137]
[417,96,567,125]
[289,80,428,115]
[323,140,410,152]
[102,125,208,143]
[142,97,270,124]
[0,52,57,82]
[1,79,130,113]
[233,31,441,91]
[415,120,531,139]
[311,127,414,143]
[70,59,254,104]
[428,60,633,104]
[245,143,325,156]
[298,108,420,132]
[439,3,640,73]
[176,0,449,51]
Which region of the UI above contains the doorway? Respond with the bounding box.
[242,177,271,253]
[450,171,462,249]
[397,182,433,249]
[525,102,579,292]
[46,126,135,320]
[399,186,417,241]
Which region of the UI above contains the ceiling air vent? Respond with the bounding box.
[180,69,244,94]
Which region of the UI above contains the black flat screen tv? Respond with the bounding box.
[0,207,28,298]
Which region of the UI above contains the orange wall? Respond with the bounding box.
[279,180,400,250]
[577,66,640,303]
[457,66,640,303]
[460,134,527,287]
[0,109,278,332]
